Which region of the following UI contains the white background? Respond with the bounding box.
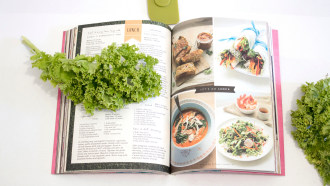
[1,0,329,185]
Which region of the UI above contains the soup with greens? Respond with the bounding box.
[172,109,208,147]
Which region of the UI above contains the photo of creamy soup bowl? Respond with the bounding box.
[171,99,215,167]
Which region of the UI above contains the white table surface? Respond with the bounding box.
[1,0,329,185]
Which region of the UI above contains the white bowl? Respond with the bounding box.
[171,99,215,167]
[196,32,213,50]
[235,100,258,115]
[257,106,270,121]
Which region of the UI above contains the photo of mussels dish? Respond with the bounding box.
[219,22,268,77]
[173,33,213,86]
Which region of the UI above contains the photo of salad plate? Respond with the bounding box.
[217,117,273,161]
[171,99,215,167]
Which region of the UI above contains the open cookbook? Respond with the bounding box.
[52,17,285,175]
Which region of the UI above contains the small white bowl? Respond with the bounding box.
[196,32,213,50]
[235,100,258,115]
[257,106,270,121]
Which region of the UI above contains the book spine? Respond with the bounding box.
[51,31,66,174]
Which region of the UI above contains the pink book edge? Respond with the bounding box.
[272,29,285,176]
[222,29,285,176]
[51,31,66,174]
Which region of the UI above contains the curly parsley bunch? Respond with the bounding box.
[23,36,162,115]
[291,77,330,185]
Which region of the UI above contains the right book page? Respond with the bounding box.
[213,17,276,173]
[170,17,282,174]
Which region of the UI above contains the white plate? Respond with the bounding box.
[216,117,273,161]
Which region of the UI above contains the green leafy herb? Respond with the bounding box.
[175,133,188,144]
[206,50,213,56]
[291,76,330,185]
[175,123,188,144]
[204,68,212,75]
[172,82,176,87]
[201,119,207,128]
[247,49,256,59]
[237,37,250,52]
[22,36,162,115]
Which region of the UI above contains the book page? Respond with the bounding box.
[170,18,278,174]
[65,21,172,173]
[170,18,217,172]
[213,18,276,173]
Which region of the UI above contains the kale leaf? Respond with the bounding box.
[175,123,188,144]
[291,77,330,185]
[23,36,162,115]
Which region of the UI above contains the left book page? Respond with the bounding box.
[52,20,172,174]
